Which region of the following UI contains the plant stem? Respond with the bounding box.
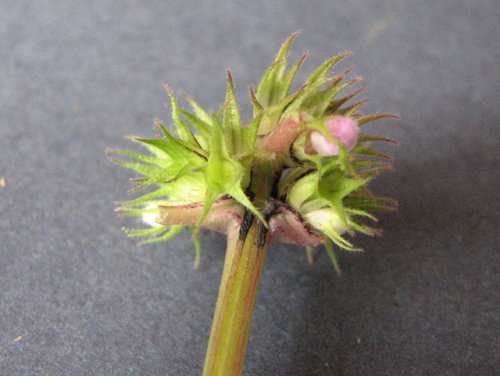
[202,217,270,376]
[203,158,275,375]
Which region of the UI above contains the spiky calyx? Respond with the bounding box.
[109,32,397,269]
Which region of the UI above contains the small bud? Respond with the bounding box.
[304,208,347,236]
[310,116,359,155]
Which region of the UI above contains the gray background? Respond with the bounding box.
[1,1,498,375]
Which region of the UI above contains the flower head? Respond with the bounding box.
[109,32,397,268]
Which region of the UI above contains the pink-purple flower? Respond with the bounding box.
[310,116,359,155]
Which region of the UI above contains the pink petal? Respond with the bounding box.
[310,116,359,156]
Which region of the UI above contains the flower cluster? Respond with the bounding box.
[109,33,397,268]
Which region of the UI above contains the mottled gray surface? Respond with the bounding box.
[0,1,498,375]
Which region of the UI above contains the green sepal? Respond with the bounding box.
[316,164,371,230]
[164,85,199,147]
[343,196,397,212]
[345,207,378,221]
[281,52,307,100]
[193,190,217,238]
[326,86,365,114]
[305,52,351,86]
[223,71,243,154]
[197,117,264,234]
[306,246,315,264]
[110,158,159,177]
[155,121,207,158]
[250,87,264,116]
[136,136,205,165]
[128,163,190,193]
[304,78,361,117]
[322,225,360,252]
[354,146,393,160]
[336,98,367,117]
[347,220,381,236]
[283,75,331,114]
[255,31,298,106]
[356,113,399,126]
[115,206,158,218]
[357,134,398,144]
[139,225,185,245]
[191,226,202,269]
[324,239,341,274]
[277,166,314,200]
[317,166,371,205]
[119,187,173,208]
[123,226,167,238]
[241,112,262,157]
[180,109,212,150]
[183,94,214,126]
[108,149,166,166]
[287,171,318,210]
[257,90,302,135]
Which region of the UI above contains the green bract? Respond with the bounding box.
[109,32,397,269]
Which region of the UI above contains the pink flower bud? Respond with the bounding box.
[310,116,359,155]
